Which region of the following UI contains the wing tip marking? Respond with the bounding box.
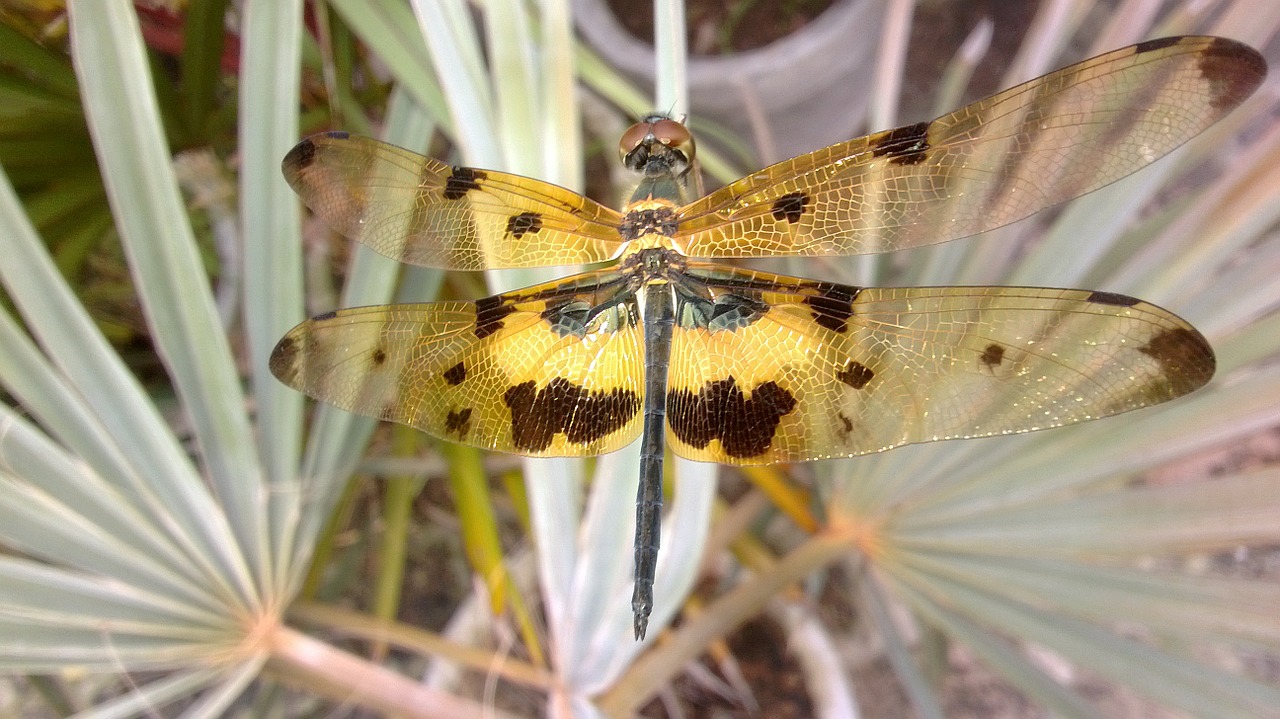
[1197,38,1268,112]
[269,334,299,380]
[282,139,318,176]
[1138,327,1216,397]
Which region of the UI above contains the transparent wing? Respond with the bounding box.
[283,133,627,270]
[665,263,1214,464]
[674,36,1265,259]
[271,269,644,456]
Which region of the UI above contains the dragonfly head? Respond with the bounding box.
[620,115,695,180]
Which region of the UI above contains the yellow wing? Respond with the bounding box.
[665,263,1214,464]
[673,36,1265,259]
[269,269,644,456]
[282,133,627,270]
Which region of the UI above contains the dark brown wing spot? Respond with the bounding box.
[312,310,338,321]
[283,138,319,172]
[503,383,546,449]
[1087,290,1141,307]
[771,192,809,224]
[869,120,930,165]
[371,346,388,366]
[443,361,467,386]
[667,378,797,459]
[981,343,1005,368]
[443,166,486,201]
[837,360,874,389]
[837,412,854,438]
[1198,38,1268,112]
[562,384,640,444]
[506,212,543,238]
[1138,328,1216,397]
[445,407,473,438]
[475,295,517,339]
[1134,37,1181,53]
[504,378,640,452]
[269,335,298,378]
[804,282,861,334]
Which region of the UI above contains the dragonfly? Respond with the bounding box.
[271,36,1265,640]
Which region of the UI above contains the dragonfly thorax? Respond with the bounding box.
[621,245,686,283]
[618,198,681,242]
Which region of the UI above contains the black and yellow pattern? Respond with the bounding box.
[282,133,626,270]
[664,264,1214,465]
[272,268,645,457]
[672,36,1265,259]
[270,36,1265,639]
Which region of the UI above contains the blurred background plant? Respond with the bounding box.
[0,0,1279,717]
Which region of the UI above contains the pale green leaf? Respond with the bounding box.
[67,0,261,602]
